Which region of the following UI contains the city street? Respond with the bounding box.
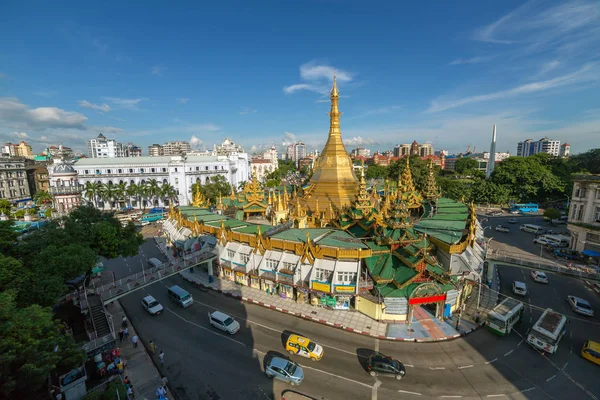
[99,229,600,400]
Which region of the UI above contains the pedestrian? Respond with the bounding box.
[123,376,130,386]
[121,315,128,328]
[161,376,168,387]
[127,384,134,398]
[156,385,167,399]
[132,335,139,348]
[475,311,481,324]
[123,327,129,340]
[149,340,156,355]
[158,350,165,366]
[118,328,124,342]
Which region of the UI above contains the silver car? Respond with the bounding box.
[265,357,304,385]
[567,295,594,317]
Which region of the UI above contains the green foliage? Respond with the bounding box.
[543,208,561,220]
[14,209,26,219]
[365,164,387,180]
[469,180,511,204]
[454,158,479,175]
[491,156,565,202]
[33,190,53,207]
[26,208,37,216]
[569,148,600,174]
[0,292,86,399]
[192,175,232,204]
[388,155,429,191]
[84,381,128,400]
[438,178,472,202]
[0,222,18,257]
[0,199,11,216]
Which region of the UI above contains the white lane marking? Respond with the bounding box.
[372,379,381,400]
[530,317,532,323]
[486,395,506,398]
[485,358,497,364]
[301,364,372,389]
[398,389,422,396]
[458,365,474,369]
[166,308,247,347]
[189,299,360,357]
[504,350,513,356]
[429,367,446,370]
[562,362,568,371]
[517,339,523,347]
[546,375,556,382]
[570,331,573,339]
[375,338,380,352]
[441,396,463,398]
[521,388,535,393]
[404,364,414,368]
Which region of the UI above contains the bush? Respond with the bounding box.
[84,380,128,400]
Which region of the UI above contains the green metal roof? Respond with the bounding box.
[393,266,418,286]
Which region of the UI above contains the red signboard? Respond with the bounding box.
[409,294,446,305]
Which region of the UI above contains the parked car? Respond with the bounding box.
[508,218,517,224]
[512,281,528,296]
[488,211,503,216]
[366,354,406,380]
[530,271,549,284]
[208,311,240,334]
[553,248,579,260]
[510,210,521,215]
[265,357,304,385]
[141,295,164,315]
[533,237,553,246]
[495,225,510,233]
[567,295,595,317]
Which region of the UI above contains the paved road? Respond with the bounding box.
[100,232,600,400]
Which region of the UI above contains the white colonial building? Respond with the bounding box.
[250,145,278,182]
[73,154,249,207]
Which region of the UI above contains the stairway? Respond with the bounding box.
[90,303,111,338]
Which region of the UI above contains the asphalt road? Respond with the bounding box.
[99,227,600,400]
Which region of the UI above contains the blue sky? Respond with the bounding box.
[1,0,599,156]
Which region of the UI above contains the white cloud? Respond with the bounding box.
[177,98,189,104]
[102,97,147,110]
[189,135,203,149]
[534,60,560,77]
[78,100,111,112]
[427,62,600,113]
[239,107,257,115]
[0,97,88,130]
[281,131,297,147]
[449,56,491,65]
[151,65,166,76]
[344,136,377,146]
[13,132,29,138]
[40,135,47,140]
[284,61,353,95]
[33,90,57,98]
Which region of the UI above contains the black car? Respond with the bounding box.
[366,354,406,380]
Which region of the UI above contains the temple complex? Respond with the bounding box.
[162,76,485,324]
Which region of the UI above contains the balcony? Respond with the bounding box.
[49,184,84,195]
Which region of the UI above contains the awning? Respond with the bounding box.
[583,250,600,257]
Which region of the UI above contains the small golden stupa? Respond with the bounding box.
[300,73,358,213]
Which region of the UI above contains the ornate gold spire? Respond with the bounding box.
[423,158,440,201]
[300,73,358,215]
[276,190,283,212]
[229,184,236,200]
[354,161,372,215]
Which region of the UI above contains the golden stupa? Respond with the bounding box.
[301,74,358,213]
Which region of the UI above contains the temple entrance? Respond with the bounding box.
[407,283,446,325]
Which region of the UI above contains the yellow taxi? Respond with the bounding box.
[285,334,324,361]
[581,340,600,366]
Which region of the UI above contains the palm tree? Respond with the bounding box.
[134,183,150,211]
[83,181,102,207]
[33,190,53,208]
[114,182,128,210]
[146,179,161,208]
[100,183,117,211]
[160,184,178,209]
[126,183,139,209]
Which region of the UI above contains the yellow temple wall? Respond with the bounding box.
[355,296,407,322]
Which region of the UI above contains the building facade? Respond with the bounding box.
[559,143,571,158]
[126,143,143,157]
[0,157,34,204]
[568,174,600,253]
[517,137,561,157]
[163,141,192,156]
[394,142,433,157]
[88,134,128,158]
[48,156,84,215]
[2,141,34,159]
[148,144,164,157]
[286,142,306,166]
[351,147,371,158]
[73,154,250,208]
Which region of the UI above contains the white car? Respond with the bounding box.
[530,271,548,284]
[533,237,553,246]
[495,225,510,233]
[141,295,164,315]
[567,295,594,317]
[512,281,528,296]
[209,311,240,334]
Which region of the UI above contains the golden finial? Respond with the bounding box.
[267,189,272,205]
[331,71,339,98]
[194,214,197,222]
[276,190,283,211]
[229,184,236,200]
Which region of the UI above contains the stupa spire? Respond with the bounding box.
[328,71,341,136]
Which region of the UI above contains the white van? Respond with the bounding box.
[541,235,570,248]
[168,285,193,308]
[148,257,163,269]
[520,224,545,234]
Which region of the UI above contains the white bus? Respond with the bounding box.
[527,308,567,354]
[485,298,524,336]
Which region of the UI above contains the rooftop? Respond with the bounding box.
[414,198,469,245]
[74,155,221,166]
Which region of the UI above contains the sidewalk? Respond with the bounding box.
[109,300,173,400]
[155,236,499,342]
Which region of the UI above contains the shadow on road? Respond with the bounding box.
[355,348,378,372]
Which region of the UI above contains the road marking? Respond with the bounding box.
[371,379,381,400]
[486,395,506,398]
[429,367,445,370]
[375,338,380,352]
[504,350,513,356]
[570,331,573,339]
[397,389,421,396]
[562,362,568,371]
[546,375,556,382]
[458,365,473,369]
[404,364,414,368]
[301,364,372,389]
[441,396,462,398]
[165,308,247,347]
[521,388,535,393]
[485,358,497,364]
[530,317,532,323]
[517,339,523,347]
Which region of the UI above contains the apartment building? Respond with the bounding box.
[517,137,561,157]
[2,141,34,159]
[568,174,600,253]
[0,157,35,204]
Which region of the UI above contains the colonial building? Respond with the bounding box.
[250,145,278,182]
[0,157,34,204]
[568,174,600,254]
[73,153,250,207]
[2,141,34,159]
[162,76,484,326]
[87,134,135,158]
[48,149,84,215]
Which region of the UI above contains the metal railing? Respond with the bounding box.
[486,249,600,282]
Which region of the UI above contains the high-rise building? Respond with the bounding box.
[126,142,143,157]
[163,141,191,156]
[286,141,306,166]
[87,133,128,158]
[2,141,34,159]
[351,147,370,158]
[517,137,561,157]
[393,142,433,157]
[148,144,164,157]
[559,143,571,158]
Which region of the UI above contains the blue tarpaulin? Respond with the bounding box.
[582,250,600,257]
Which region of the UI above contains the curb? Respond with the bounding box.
[586,281,600,295]
[180,273,484,343]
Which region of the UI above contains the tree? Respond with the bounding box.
[543,208,561,221]
[365,164,387,180]
[388,155,430,191]
[438,178,471,202]
[0,292,86,399]
[569,148,600,174]
[193,175,232,204]
[33,190,52,207]
[0,199,11,216]
[83,181,102,208]
[0,222,18,257]
[145,179,161,208]
[469,180,511,205]
[454,158,479,176]
[160,184,178,208]
[99,183,117,210]
[491,156,565,202]
[114,182,128,209]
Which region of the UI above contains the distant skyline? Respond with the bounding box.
[1,1,599,156]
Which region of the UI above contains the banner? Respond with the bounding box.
[334,285,355,294]
[311,281,331,293]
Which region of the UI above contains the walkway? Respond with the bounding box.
[108,300,174,400]
[155,236,498,342]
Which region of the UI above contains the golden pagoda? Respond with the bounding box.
[396,156,423,209]
[423,158,441,201]
[300,73,358,214]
